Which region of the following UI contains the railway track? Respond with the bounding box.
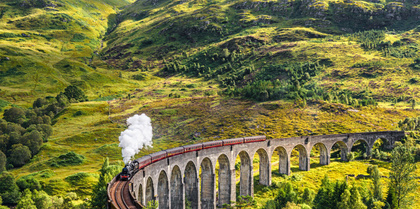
[110,180,138,209]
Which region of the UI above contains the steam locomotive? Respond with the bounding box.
[119,135,266,180]
[120,160,139,181]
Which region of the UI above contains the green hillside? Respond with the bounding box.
[0,0,420,208]
[0,0,135,106]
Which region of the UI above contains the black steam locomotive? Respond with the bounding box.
[119,135,266,180]
[120,160,139,181]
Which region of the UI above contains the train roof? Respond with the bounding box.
[183,144,202,148]
[244,135,266,140]
[223,137,244,141]
[166,147,184,152]
[149,150,167,157]
[202,140,222,144]
[135,155,151,162]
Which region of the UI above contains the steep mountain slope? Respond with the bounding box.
[0,0,135,106]
[103,0,420,106]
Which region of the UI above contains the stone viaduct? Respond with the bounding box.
[126,131,405,209]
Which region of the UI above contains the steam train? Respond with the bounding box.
[120,160,139,180]
[119,135,266,180]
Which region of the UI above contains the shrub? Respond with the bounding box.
[50,152,85,167]
[71,33,88,42]
[16,176,41,192]
[73,110,86,117]
[186,84,197,88]
[64,172,92,186]
[132,73,148,81]
[63,85,87,103]
[347,152,355,161]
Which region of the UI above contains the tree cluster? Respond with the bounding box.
[0,171,79,208]
[0,85,87,170]
[350,30,418,58]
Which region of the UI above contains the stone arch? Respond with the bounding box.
[158,170,169,209]
[217,154,231,207]
[237,151,252,196]
[138,184,143,205]
[291,144,309,171]
[184,161,198,209]
[310,143,329,166]
[200,157,214,209]
[254,148,270,186]
[171,166,183,209]
[373,137,392,150]
[331,141,348,161]
[351,139,371,157]
[146,177,154,204]
[272,146,289,175]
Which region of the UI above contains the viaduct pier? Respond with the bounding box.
[107,131,405,209]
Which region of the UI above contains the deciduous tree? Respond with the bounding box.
[389,143,417,208]
[16,189,36,209]
[63,85,87,103]
[0,172,20,204]
[3,107,25,125]
[9,144,31,167]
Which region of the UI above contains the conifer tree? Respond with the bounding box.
[338,187,367,209]
[385,185,398,209]
[313,176,335,209]
[275,182,297,208]
[370,165,383,201]
[349,187,367,209]
[90,158,122,209]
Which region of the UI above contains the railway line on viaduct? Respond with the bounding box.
[107,131,405,209]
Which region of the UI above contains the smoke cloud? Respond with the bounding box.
[119,113,153,164]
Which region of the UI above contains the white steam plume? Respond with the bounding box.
[119,113,153,164]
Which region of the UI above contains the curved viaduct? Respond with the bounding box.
[110,131,405,209]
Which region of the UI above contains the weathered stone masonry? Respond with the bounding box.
[129,131,404,209]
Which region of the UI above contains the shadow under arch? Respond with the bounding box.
[291,144,309,172]
[158,170,169,209]
[171,166,183,209]
[237,151,252,196]
[331,141,348,161]
[254,148,270,186]
[184,161,198,209]
[146,177,154,204]
[351,139,370,159]
[200,158,214,209]
[373,137,392,150]
[217,154,231,207]
[310,142,329,167]
[271,146,289,175]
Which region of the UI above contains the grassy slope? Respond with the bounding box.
[102,0,420,103]
[1,0,420,206]
[0,0,136,106]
